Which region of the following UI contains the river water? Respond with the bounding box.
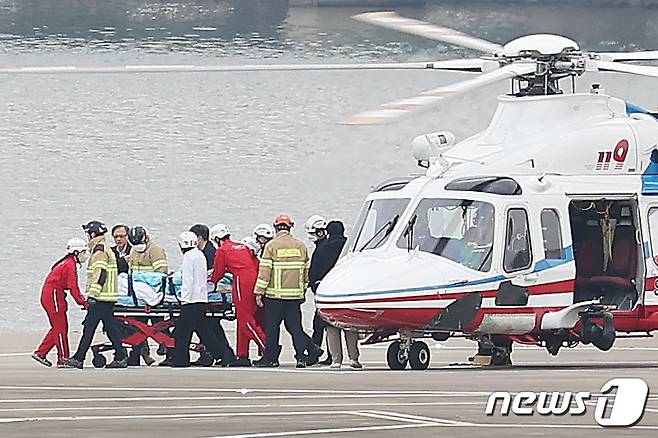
[2,0,658,331]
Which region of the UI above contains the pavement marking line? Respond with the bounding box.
[206,423,437,438]
[0,353,30,357]
[349,411,433,425]
[0,401,486,413]
[0,409,368,423]
[367,410,471,426]
[0,385,489,396]
[0,393,488,404]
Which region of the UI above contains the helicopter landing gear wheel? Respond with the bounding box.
[491,338,513,366]
[409,341,430,370]
[386,340,409,370]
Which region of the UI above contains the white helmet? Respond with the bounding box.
[178,231,198,250]
[210,223,230,241]
[66,238,88,254]
[253,223,275,239]
[305,215,327,234]
[240,236,260,255]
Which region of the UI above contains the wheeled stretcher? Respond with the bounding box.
[89,272,235,367]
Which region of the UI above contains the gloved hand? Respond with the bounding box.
[256,295,264,308]
[81,300,89,310]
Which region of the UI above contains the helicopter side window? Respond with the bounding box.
[396,198,495,272]
[504,208,532,273]
[540,209,565,260]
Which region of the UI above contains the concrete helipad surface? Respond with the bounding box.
[1,330,657,437]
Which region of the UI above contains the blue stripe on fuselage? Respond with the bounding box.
[316,246,574,300]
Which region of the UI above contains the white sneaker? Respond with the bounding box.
[349,360,363,369]
[330,362,341,369]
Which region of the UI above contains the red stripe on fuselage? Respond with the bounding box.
[316,279,576,305]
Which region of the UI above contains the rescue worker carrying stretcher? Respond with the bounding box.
[126,225,168,366]
[64,220,127,369]
[210,224,266,367]
[253,223,275,258]
[173,231,225,367]
[253,214,323,368]
[32,238,89,367]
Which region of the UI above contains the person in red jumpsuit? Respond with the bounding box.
[210,224,266,367]
[32,238,89,367]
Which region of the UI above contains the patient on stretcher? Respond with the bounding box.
[117,272,233,307]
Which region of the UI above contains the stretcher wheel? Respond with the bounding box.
[92,354,107,368]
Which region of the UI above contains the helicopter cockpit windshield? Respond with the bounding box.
[347,198,411,252]
[397,199,495,272]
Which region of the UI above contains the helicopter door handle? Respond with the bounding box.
[522,273,539,283]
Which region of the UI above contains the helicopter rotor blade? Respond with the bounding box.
[593,50,658,62]
[0,59,485,75]
[343,63,535,125]
[353,11,503,55]
[595,60,658,77]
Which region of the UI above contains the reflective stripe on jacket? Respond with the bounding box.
[87,235,118,302]
[255,230,309,300]
[128,240,168,273]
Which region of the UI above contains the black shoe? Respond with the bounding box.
[319,357,333,366]
[31,353,52,367]
[62,357,83,369]
[126,354,140,367]
[228,357,252,367]
[305,347,323,366]
[220,351,237,368]
[158,358,173,367]
[296,360,307,369]
[105,358,128,369]
[253,358,279,368]
[191,352,214,367]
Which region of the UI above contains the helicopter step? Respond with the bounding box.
[468,336,514,367]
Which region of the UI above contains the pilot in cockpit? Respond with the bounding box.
[461,203,495,270]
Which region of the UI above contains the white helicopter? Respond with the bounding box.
[6,12,658,370]
[312,12,658,369]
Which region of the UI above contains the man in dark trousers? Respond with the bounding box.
[189,223,235,366]
[306,215,332,365]
[173,231,225,367]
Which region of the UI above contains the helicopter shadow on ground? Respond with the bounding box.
[348,362,658,373]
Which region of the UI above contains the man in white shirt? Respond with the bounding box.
[173,231,223,367]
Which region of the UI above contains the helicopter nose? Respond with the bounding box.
[315,251,450,330]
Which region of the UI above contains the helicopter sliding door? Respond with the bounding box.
[569,198,644,311]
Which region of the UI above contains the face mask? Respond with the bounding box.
[308,233,318,242]
[76,251,89,264]
[134,243,147,253]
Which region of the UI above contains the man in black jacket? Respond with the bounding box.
[309,221,347,290]
[319,221,362,369]
[309,220,351,366]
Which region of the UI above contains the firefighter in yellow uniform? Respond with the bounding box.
[127,226,168,273]
[64,220,127,369]
[253,214,323,368]
[126,225,168,365]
